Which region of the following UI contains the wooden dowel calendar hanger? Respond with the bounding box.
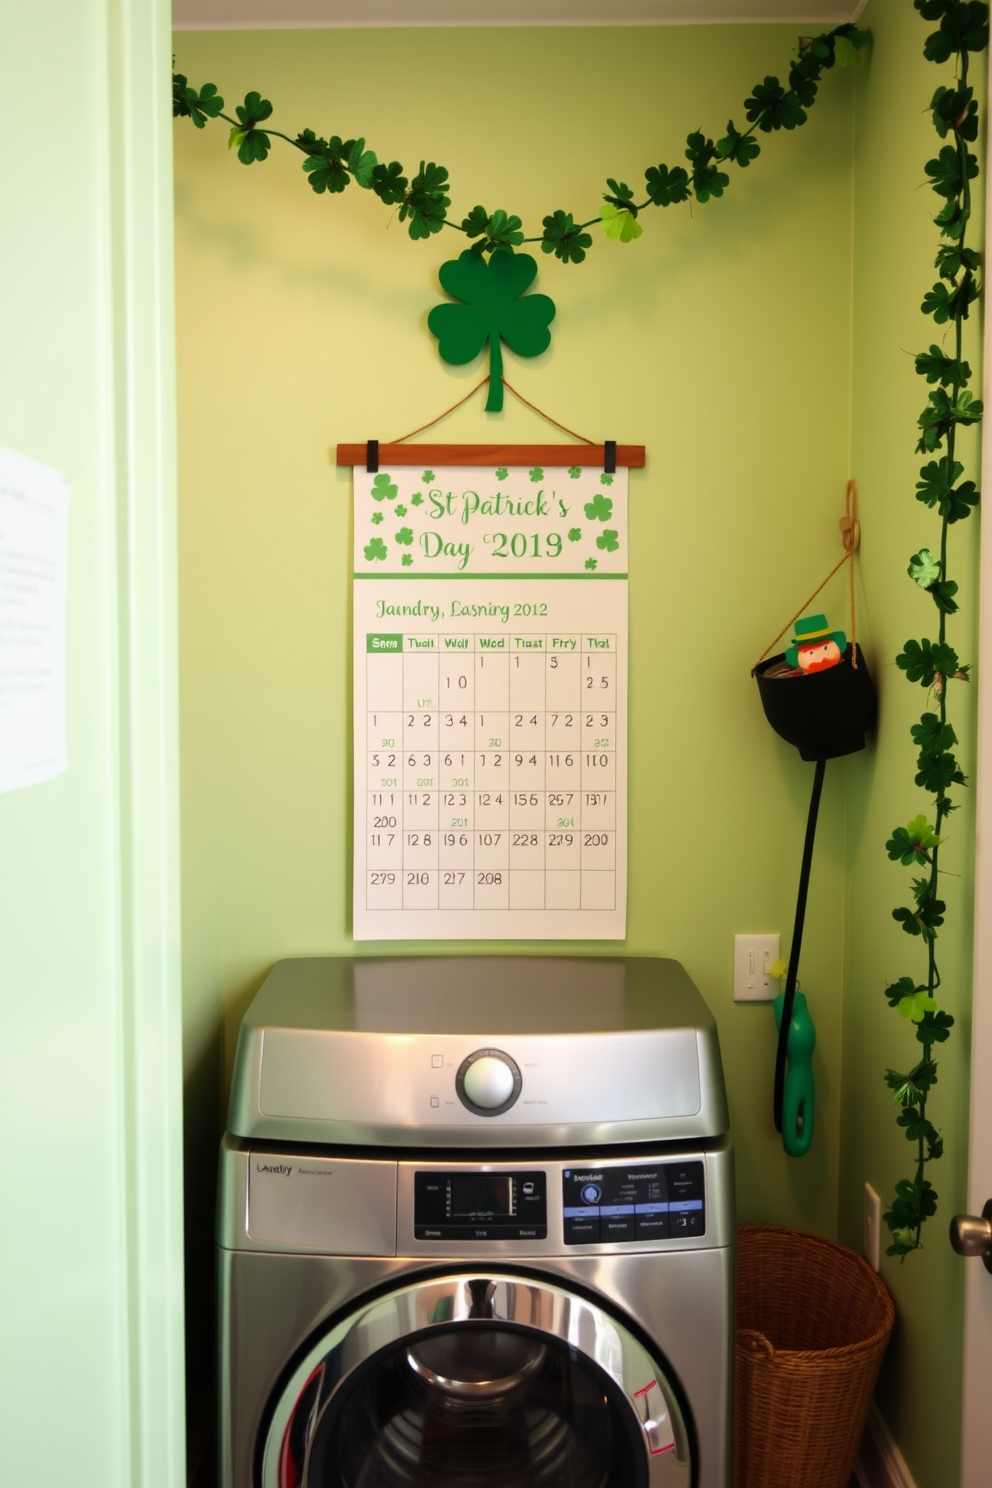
[336,441,645,469]
[334,376,646,471]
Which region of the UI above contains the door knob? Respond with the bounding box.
[949,1199,992,1272]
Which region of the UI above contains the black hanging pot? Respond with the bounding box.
[755,643,877,762]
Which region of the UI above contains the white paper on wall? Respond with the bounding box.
[352,462,627,940]
[0,446,71,795]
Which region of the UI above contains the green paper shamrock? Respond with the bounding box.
[529,466,544,483]
[495,467,508,480]
[596,529,620,552]
[568,467,581,479]
[371,511,384,525]
[584,494,613,521]
[364,537,388,563]
[371,473,397,501]
[395,504,408,516]
[421,470,435,483]
[401,553,413,566]
[427,250,555,412]
[568,528,582,542]
[600,201,643,242]
[411,493,424,506]
[395,528,414,545]
[600,472,614,486]
[909,548,941,588]
[897,988,939,1023]
[584,558,598,571]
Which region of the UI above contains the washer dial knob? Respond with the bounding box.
[456,1049,522,1116]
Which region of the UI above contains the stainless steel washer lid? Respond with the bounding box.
[227,956,729,1148]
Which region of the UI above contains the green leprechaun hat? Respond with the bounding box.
[785,613,848,669]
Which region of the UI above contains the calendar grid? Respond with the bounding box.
[364,632,618,915]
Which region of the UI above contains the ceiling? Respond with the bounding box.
[172,0,859,30]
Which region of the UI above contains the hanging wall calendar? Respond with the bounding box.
[339,441,644,941]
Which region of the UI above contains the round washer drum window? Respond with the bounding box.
[263,1274,691,1488]
[299,1322,643,1488]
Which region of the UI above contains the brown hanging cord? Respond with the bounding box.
[498,377,598,444]
[388,375,599,447]
[752,480,861,674]
[387,377,491,444]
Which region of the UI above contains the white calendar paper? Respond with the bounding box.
[352,462,627,940]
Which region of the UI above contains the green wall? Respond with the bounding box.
[173,16,980,1485]
[841,1,983,1484]
[175,16,854,1235]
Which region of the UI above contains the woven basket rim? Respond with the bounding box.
[736,1223,895,1353]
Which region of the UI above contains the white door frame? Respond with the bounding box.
[959,45,992,1486]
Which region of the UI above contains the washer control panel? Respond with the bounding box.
[414,1170,547,1242]
[562,1160,705,1245]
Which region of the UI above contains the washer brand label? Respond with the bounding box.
[255,1162,292,1177]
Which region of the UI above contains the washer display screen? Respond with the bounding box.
[448,1173,513,1218]
[414,1171,548,1241]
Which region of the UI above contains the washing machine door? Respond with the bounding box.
[263,1273,691,1488]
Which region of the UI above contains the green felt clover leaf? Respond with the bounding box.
[401,553,413,566]
[421,470,434,483]
[173,76,224,129]
[529,467,544,483]
[364,537,388,563]
[495,467,509,480]
[600,473,614,486]
[584,494,613,521]
[540,210,593,265]
[716,121,761,167]
[596,529,620,553]
[584,558,598,571]
[395,528,414,546]
[427,251,555,412]
[909,548,941,589]
[568,467,581,478]
[394,504,408,516]
[371,511,384,525]
[411,493,424,506]
[568,528,582,542]
[371,473,397,501]
[228,91,273,164]
[461,205,525,253]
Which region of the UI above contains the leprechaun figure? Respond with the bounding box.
[785,614,847,675]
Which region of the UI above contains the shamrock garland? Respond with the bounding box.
[881,0,988,1259]
[173,23,869,267]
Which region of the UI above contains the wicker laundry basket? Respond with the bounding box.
[735,1226,895,1488]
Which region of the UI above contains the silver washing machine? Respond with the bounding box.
[218,956,734,1488]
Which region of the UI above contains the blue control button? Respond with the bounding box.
[564,1205,600,1218]
[581,1184,602,1204]
[670,1199,704,1213]
[601,1204,636,1217]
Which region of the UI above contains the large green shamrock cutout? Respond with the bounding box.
[427,250,555,411]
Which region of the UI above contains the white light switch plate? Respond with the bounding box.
[733,934,781,1001]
